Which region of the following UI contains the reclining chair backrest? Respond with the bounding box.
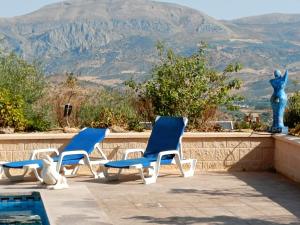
[62,128,109,159]
[143,116,188,160]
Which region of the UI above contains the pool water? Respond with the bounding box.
[0,192,50,225]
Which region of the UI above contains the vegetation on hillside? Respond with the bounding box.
[0,52,50,131]
[2,43,284,133]
[0,88,27,131]
[126,42,243,130]
[285,92,300,135]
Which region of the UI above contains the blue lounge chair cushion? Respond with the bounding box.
[143,116,185,159]
[3,156,85,169]
[3,160,44,169]
[104,116,186,169]
[105,157,173,169]
[3,128,108,169]
[64,128,107,154]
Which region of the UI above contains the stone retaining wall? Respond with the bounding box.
[274,135,300,182]
[0,132,274,172]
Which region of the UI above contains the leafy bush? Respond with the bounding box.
[234,120,267,131]
[26,103,55,131]
[47,74,143,131]
[0,52,45,105]
[127,119,144,132]
[79,89,140,130]
[234,121,250,130]
[0,88,27,131]
[284,91,300,128]
[0,45,245,132]
[251,121,268,132]
[290,124,300,136]
[127,42,242,129]
[0,52,48,131]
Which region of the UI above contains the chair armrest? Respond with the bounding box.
[59,150,88,157]
[122,149,145,160]
[30,148,59,160]
[157,150,179,163]
[56,150,89,172]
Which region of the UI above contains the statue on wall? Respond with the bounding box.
[270,70,289,134]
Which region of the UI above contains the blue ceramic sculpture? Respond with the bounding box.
[270,70,288,133]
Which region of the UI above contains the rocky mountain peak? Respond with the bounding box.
[0,0,299,100]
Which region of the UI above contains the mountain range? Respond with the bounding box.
[0,0,300,101]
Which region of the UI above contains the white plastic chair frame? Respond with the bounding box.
[0,161,7,180]
[56,142,109,179]
[3,148,59,182]
[3,129,110,182]
[104,117,197,184]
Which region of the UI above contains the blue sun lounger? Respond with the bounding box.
[2,128,109,182]
[104,116,197,184]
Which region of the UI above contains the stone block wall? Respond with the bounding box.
[185,135,274,171]
[0,132,274,172]
[274,135,300,182]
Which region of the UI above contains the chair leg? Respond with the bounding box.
[32,168,43,183]
[175,157,197,178]
[71,166,80,176]
[4,167,29,181]
[84,159,99,178]
[117,168,123,177]
[0,162,8,180]
[0,167,3,180]
[63,166,79,177]
[140,164,159,185]
[103,167,122,181]
[146,167,155,177]
[96,165,106,178]
[187,159,197,177]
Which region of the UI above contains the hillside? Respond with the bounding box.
[222,13,300,100]
[0,0,230,77]
[0,0,300,100]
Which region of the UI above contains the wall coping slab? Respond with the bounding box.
[0,132,272,140]
[273,134,300,148]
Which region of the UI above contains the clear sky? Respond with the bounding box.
[1,0,300,20]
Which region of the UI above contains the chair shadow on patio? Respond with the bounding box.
[126,215,298,225]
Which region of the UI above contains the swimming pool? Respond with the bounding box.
[0,192,50,225]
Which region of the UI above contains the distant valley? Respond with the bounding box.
[0,0,300,102]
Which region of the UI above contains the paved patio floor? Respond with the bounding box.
[83,171,300,225]
[1,172,300,225]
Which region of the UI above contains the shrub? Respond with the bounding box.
[0,52,49,131]
[290,124,300,136]
[0,88,27,131]
[126,42,243,130]
[47,74,142,131]
[0,52,45,105]
[46,73,86,128]
[284,91,300,128]
[128,119,144,132]
[251,121,268,132]
[26,103,55,131]
[234,120,267,131]
[234,121,251,130]
[79,89,140,130]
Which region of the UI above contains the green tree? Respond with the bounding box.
[0,52,45,105]
[0,51,49,131]
[127,43,243,129]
